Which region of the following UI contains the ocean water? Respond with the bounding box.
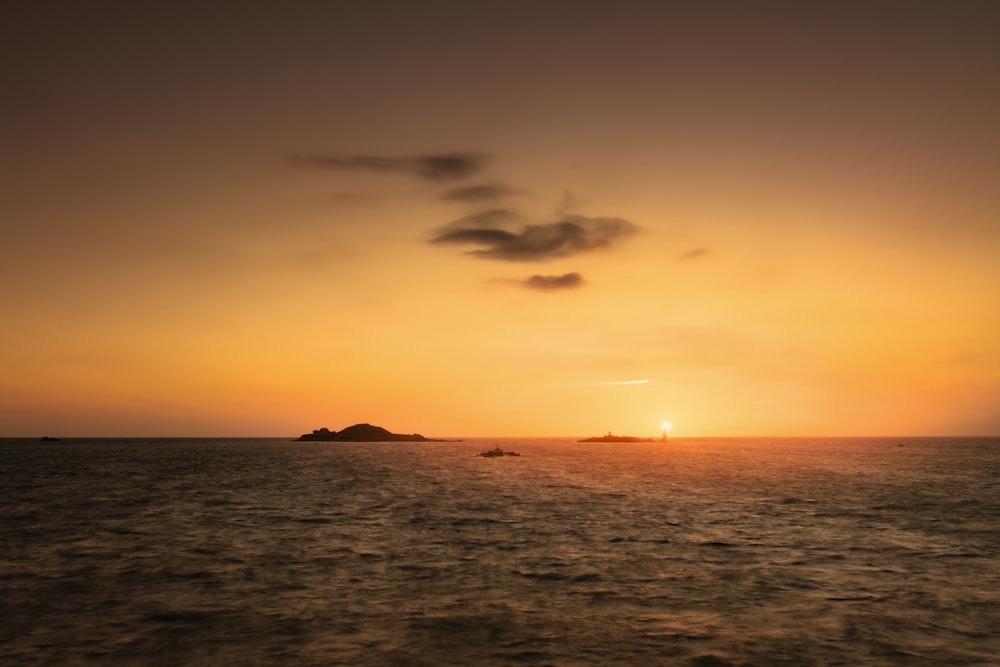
[1,437,997,666]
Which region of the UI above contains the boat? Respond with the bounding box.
[476,447,520,457]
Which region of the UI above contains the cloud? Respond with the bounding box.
[440,182,519,202]
[290,152,486,181]
[523,272,584,291]
[677,247,710,260]
[431,213,638,261]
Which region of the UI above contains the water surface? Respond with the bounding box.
[1,437,997,665]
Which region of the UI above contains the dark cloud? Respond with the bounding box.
[290,152,486,181]
[430,213,638,261]
[677,247,710,260]
[523,273,584,291]
[440,182,519,202]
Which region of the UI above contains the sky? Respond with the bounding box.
[2,2,999,437]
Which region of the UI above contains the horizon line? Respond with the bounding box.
[4,433,998,440]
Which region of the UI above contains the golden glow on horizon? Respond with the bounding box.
[661,422,673,433]
[1,4,998,437]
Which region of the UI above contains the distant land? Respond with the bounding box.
[579,432,659,443]
[296,423,452,442]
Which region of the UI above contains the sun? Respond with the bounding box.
[660,421,672,432]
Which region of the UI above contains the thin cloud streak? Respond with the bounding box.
[523,272,584,291]
[677,247,710,260]
[290,152,487,181]
[440,182,520,202]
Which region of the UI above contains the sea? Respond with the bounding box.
[1,436,997,666]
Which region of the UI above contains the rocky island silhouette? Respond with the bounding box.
[296,423,451,442]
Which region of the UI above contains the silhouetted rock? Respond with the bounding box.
[39,435,60,441]
[296,423,449,442]
[476,447,520,457]
[299,427,337,440]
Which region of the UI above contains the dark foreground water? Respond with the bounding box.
[1,437,997,666]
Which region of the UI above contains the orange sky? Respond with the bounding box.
[2,3,998,437]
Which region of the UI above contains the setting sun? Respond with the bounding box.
[661,421,673,433]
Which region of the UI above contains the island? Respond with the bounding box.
[296,423,451,442]
[578,431,657,443]
[39,435,61,442]
[476,447,521,457]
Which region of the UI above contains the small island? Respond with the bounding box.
[296,423,451,442]
[578,431,657,443]
[476,447,520,457]
[39,435,61,442]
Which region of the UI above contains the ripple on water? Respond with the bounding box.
[0,436,998,665]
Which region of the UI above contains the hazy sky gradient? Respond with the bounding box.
[3,2,998,436]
